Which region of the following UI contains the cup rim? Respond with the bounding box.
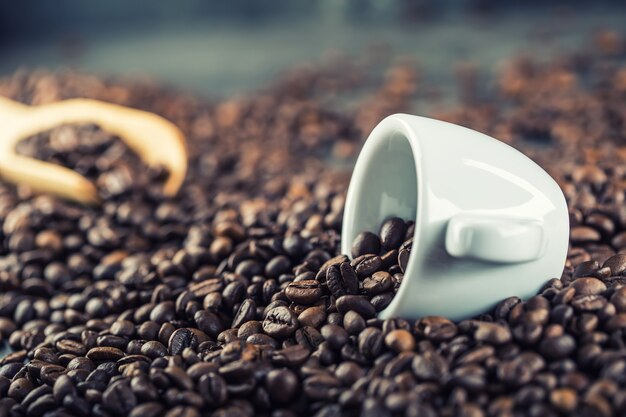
[341,113,426,318]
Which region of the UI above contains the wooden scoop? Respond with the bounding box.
[0,96,187,205]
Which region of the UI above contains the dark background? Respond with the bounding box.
[2,1,625,100]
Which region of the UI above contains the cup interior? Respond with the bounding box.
[342,129,418,252]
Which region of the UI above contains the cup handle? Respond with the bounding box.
[445,214,546,264]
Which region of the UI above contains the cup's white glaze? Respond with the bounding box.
[341,114,569,320]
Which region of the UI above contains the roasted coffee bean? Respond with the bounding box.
[165,366,194,390]
[371,292,394,311]
[141,340,168,358]
[379,217,407,251]
[343,310,366,335]
[56,339,87,356]
[602,254,626,275]
[339,262,359,295]
[384,329,415,352]
[358,327,383,359]
[298,306,326,328]
[263,306,299,338]
[363,271,393,295]
[539,335,576,359]
[354,255,383,278]
[26,393,56,416]
[295,326,324,350]
[326,266,346,298]
[474,322,512,345]
[285,280,322,305]
[336,295,376,318]
[52,374,76,402]
[351,232,381,258]
[196,373,227,407]
[40,364,66,385]
[86,347,124,361]
[8,377,33,400]
[168,328,198,355]
[266,369,299,404]
[303,373,342,401]
[412,351,448,381]
[232,299,257,328]
[271,345,310,367]
[129,402,164,417]
[571,277,607,295]
[321,324,349,350]
[398,244,412,273]
[415,316,457,341]
[102,380,137,414]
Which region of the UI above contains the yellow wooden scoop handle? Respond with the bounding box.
[0,96,188,205]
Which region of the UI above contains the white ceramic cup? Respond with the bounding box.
[341,114,569,320]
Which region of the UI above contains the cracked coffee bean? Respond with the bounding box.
[262,306,299,338]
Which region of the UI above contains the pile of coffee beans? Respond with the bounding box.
[0,29,626,416]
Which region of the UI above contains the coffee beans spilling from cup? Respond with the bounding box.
[1,29,626,416]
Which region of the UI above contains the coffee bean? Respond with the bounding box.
[303,373,342,401]
[384,329,415,352]
[550,387,578,413]
[358,327,383,359]
[379,217,407,251]
[571,294,607,311]
[271,345,310,367]
[326,266,346,298]
[141,340,168,358]
[285,280,322,305]
[86,347,124,361]
[8,377,33,400]
[40,364,66,385]
[168,328,198,355]
[295,326,324,350]
[26,393,56,416]
[336,295,376,318]
[129,402,164,417]
[539,335,576,359]
[266,369,299,404]
[363,271,393,295]
[572,277,607,295]
[232,299,257,328]
[298,306,326,328]
[474,322,512,345]
[102,380,137,414]
[165,366,194,390]
[412,351,448,381]
[343,311,366,335]
[198,373,228,407]
[351,232,381,258]
[320,324,348,350]
[265,256,291,278]
[354,255,383,278]
[339,262,359,295]
[263,306,299,338]
[56,339,87,356]
[396,250,411,275]
[52,374,76,402]
[602,254,626,275]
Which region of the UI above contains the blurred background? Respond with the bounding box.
[2,0,626,104]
